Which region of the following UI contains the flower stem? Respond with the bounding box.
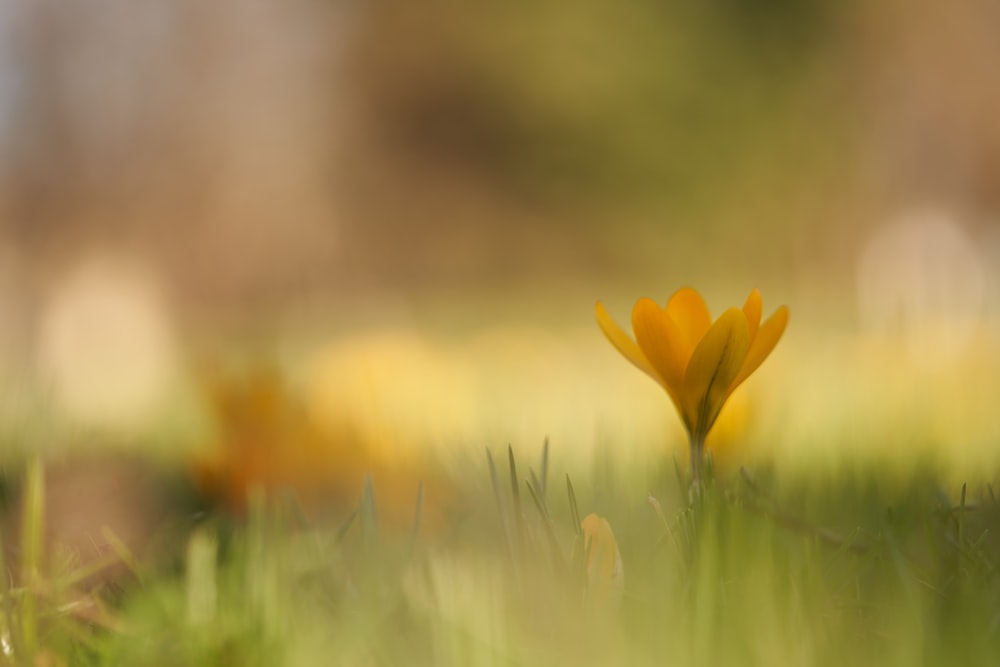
[689,431,705,493]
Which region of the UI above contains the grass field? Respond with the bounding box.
[2,432,999,666]
[2,290,1000,667]
[0,306,1000,666]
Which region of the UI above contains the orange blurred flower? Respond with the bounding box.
[192,366,363,511]
[192,366,449,533]
[596,288,787,482]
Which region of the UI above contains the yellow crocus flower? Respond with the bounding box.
[595,288,788,482]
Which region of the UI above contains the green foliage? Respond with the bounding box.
[2,446,1000,665]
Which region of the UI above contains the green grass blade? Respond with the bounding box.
[566,474,582,536]
[19,457,45,659]
[539,437,549,500]
[336,509,358,542]
[508,445,525,555]
[100,526,144,585]
[486,448,515,570]
[507,445,521,520]
[525,480,565,569]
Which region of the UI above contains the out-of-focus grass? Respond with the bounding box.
[3,438,1000,666]
[2,297,1000,665]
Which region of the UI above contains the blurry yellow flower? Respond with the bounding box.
[581,513,623,609]
[596,288,787,480]
[192,366,453,533]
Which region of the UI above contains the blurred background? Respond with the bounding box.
[1,0,1000,491]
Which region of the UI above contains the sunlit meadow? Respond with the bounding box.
[3,1,1000,665]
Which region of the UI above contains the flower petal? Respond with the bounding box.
[582,513,621,581]
[683,308,749,437]
[729,305,789,393]
[666,288,712,353]
[631,298,688,391]
[742,288,762,344]
[581,513,624,608]
[595,301,659,381]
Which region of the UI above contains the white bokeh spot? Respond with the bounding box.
[857,208,988,369]
[37,254,178,427]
